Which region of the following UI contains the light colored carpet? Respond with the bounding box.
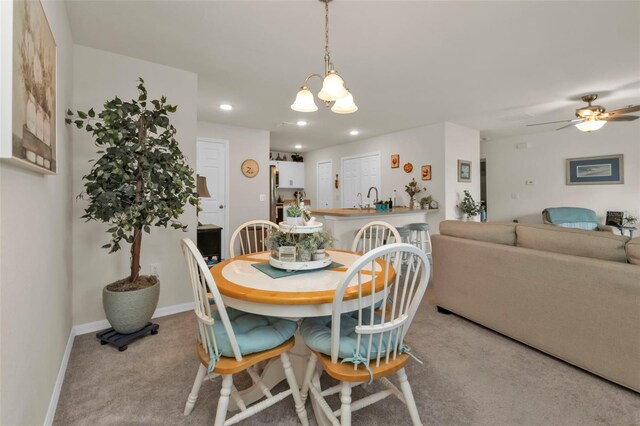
[54,292,640,425]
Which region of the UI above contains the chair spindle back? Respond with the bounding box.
[229,220,279,258]
[181,238,242,361]
[331,243,430,367]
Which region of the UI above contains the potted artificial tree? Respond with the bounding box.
[458,190,481,221]
[67,78,198,337]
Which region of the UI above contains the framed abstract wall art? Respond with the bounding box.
[457,160,471,182]
[0,0,57,174]
[566,154,623,185]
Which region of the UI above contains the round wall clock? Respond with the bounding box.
[430,200,439,209]
[241,159,259,178]
[403,162,413,173]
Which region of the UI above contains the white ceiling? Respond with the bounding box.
[66,0,640,152]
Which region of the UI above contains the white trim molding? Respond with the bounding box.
[46,302,194,424]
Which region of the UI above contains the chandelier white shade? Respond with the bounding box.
[331,91,358,114]
[291,87,318,112]
[291,0,357,114]
[575,118,607,132]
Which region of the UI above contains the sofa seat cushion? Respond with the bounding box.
[212,307,297,357]
[626,238,640,265]
[439,220,517,246]
[516,224,629,263]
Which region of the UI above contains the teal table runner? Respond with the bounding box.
[252,261,344,279]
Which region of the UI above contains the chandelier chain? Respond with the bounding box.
[324,0,330,57]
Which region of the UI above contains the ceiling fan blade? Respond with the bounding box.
[556,121,581,130]
[602,115,639,122]
[607,105,640,115]
[527,118,578,127]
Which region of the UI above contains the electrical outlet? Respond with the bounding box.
[151,263,160,277]
[259,194,266,201]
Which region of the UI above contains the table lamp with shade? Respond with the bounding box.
[196,174,211,225]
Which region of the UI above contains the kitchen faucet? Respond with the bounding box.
[367,187,379,205]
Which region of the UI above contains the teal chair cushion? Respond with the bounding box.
[557,222,598,231]
[544,207,599,225]
[300,311,399,359]
[212,307,297,357]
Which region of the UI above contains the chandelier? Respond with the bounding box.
[290,0,357,114]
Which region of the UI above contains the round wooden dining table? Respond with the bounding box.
[209,249,394,318]
[207,248,395,422]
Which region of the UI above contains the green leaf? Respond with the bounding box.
[78,111,88,119]
[88,108,95,118]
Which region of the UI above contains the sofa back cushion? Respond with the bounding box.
[516,224,629,263]
[439,220,517,246]
[627,238,640,265]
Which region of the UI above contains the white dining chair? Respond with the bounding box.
[299,243,430,426]
[229,220,279,258]
[180,238,308,426]
[351,221,401,253]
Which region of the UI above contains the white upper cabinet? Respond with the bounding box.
[276,161,305,189]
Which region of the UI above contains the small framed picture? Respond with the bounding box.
[421,165,432,181]
[605,211,624,227]
[458,160,471,182]
[391,154,399,168]
[566,154,624,185]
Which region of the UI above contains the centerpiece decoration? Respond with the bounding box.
[405,178,426,209]
[458,190,481,221]
[268,200,334,270]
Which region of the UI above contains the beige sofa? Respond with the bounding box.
[432,221,640,392]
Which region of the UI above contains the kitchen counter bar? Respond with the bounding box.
[311,208,440,250]
[310,207,438,218]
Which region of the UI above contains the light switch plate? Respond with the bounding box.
[259,194,266,201]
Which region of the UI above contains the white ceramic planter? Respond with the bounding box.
[103,278,160,334]
[286,216,303,226]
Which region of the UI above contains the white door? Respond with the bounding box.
[342,153,381,208]
[317,161,333,209]
[197,138,228,255]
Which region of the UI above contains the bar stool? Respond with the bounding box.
[407,223,432,261]
[394,226,411,243]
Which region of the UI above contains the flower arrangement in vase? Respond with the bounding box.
[405,178,426,209]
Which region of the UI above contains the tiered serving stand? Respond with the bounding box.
[269,222,332,271]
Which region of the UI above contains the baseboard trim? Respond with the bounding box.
[47,302,195,423]
[73,301,194,336]
[44,328,76,425]
[153,301,193,318]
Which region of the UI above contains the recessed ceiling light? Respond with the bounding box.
[296,120,307,126]
[219,104,233,111]
[295,144,302,149]
[349,130,359,136]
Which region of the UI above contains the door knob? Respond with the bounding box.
[219,204,224,209]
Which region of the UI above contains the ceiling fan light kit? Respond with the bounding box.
[575,117,607,132]
[527,94,639,132]
[291,0,358,114]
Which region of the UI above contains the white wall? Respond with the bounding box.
[0,1,74,424]
[197,121,270,252]
[305,122,445,214]
[72,46,198,326]
[481,122,640,223]
[444,122,481,219]
[304,121,480,232]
